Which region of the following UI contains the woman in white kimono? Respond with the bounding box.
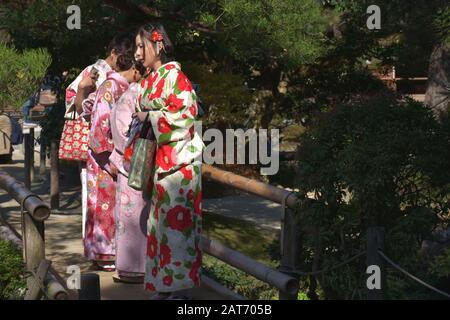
[133,23,205,300]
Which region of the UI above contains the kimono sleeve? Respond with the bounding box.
[65,66,90,118]
[89,80,117,155]
[146,69,199,145]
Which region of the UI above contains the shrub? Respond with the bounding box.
[0,239,26,299]
[0,43,51,110]
[293,94,450,299]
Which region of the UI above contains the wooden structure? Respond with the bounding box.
[201,164,300,299]
[0,170,71,300]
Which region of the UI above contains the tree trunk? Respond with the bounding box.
[424,42,450,118]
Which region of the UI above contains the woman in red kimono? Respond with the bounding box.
[84,52,144,271]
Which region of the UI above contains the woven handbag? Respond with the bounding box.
[58,111,90,161]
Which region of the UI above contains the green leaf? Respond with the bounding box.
[163,192,171,205]
[159,133,172,144]
[181,178,190,186]
[188,145,197,153]
[174,81,182,95]
[175,196,185,203]
[174,274,185,280]
[187,247,196,256]
[164,268,174,276]
[162,234,168,244]
[193,165,200,175]
[184,261,192,269]
[183,228,193,239]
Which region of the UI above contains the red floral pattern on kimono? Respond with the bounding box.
[83,71,129,261]
[137,62,205,293]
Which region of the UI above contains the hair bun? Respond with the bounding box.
[116,51,135,71]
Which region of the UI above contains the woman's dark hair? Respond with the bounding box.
[107,32,134,56]
[115,52,147,75]
[115,52,135,72]
[137,23,174,64]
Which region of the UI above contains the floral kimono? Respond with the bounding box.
[84,71,129,262]
[109,83,149,277]
[137,61,205,293]
[65,59,112,241]
[65,59,112,120]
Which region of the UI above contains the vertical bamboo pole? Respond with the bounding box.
[39,139,46,176]
[50,140,59,210]
[24,129,31,189]
[30,127,35,183]
[366,227,385,300]
[279,205,300,300]
[23,211,46,300]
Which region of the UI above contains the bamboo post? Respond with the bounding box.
[30,127,35,183]
[39,139,46,177]
[78,273,101,300]
[22,212,46,299]
[24,259,50,300]
[366,227,385,300]
[50,140,59,210]
[279,205,300,300]
[24,129,31,189]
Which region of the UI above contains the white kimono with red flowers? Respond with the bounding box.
[137,61,205,293]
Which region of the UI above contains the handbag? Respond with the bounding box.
[58,110,90,161]
[127,118,157,195]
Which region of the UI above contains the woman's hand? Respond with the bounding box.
[78,75,96,93]
[132,112,148,122]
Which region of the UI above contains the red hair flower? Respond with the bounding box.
[151,30,164,42]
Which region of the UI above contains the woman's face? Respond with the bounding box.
[135,34,157,69]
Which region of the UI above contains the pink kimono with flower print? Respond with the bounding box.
[84,71,129,261]
[110,83,150,276]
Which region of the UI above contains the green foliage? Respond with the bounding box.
[0,43,51,110]
[220,0,332,67]
[203,256,279,300]
[430,248,450,279]
[0,240,26,300]
[294,94,450,299]
[182,62,252,127]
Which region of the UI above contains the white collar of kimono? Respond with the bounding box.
[93,59,113,72]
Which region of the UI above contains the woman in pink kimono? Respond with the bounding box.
[134,23,205,299]
[109,68,151,282]
[84,53,143,271]
[65,33,134,241]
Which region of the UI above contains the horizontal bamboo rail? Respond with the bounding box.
[201,236,299,296]
[202,164,297,208]
[0,170,50,221]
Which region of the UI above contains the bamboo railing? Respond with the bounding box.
[0,170,70,300]
[201,164,300,300]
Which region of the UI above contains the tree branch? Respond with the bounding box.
[103,0,219,35]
